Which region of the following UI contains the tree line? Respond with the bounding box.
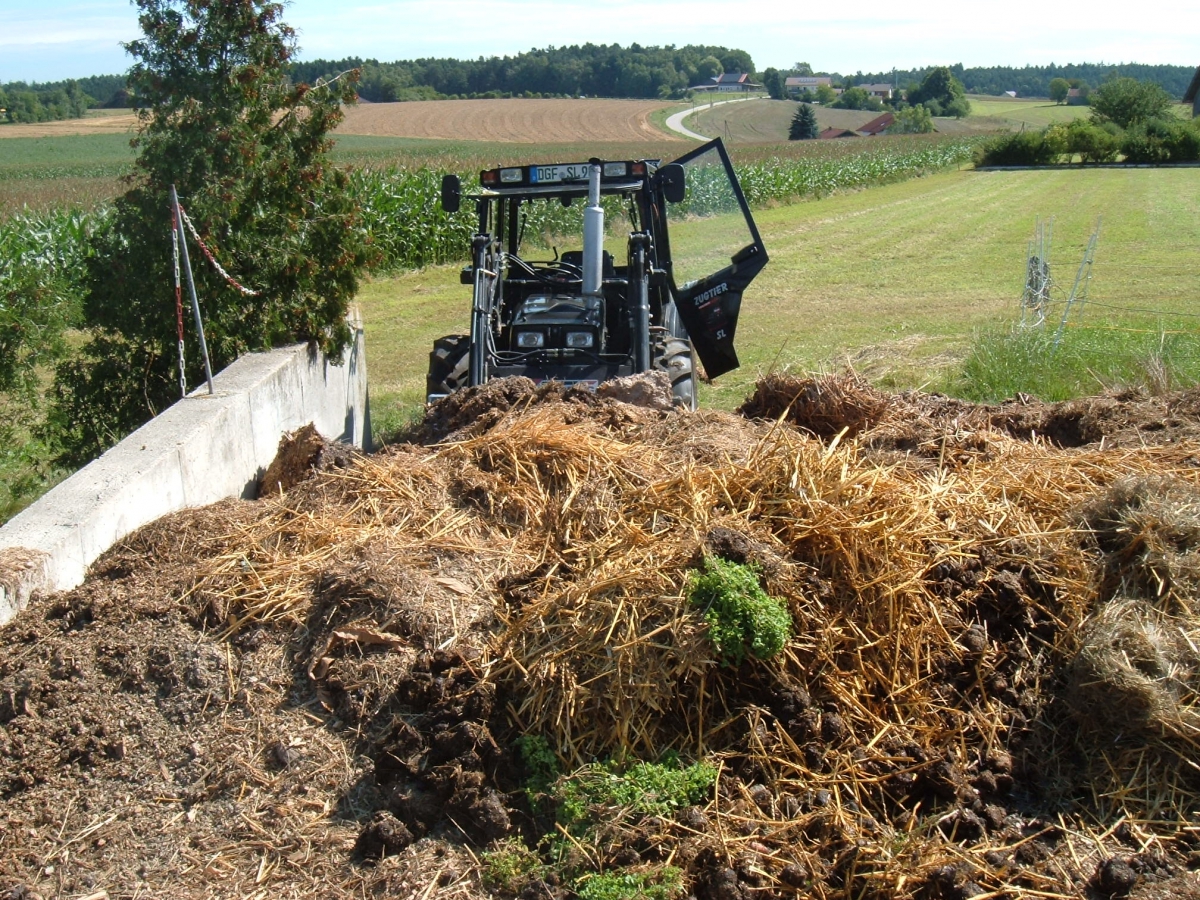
[0,75,130,123]
[289,45,756,102]
[850,63,1195,100]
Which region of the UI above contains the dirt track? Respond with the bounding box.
[337,98,682,143]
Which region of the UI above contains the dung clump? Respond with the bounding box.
[736,372,892,439]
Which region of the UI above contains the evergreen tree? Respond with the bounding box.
[789,103,819,140]
[49,0,372,464]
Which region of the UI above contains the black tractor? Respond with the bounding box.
[429,138,768,409]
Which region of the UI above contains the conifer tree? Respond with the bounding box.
[789,103,819,140]
[51,0,372,464]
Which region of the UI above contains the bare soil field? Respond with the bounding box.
[3,374,1200,900]
[336,98,682,144]
[0,110,137,140]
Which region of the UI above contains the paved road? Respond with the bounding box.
[664,95,763,141]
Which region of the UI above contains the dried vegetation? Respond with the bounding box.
[3,374,1200,900]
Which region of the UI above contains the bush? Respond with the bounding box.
[887,105,934,134]
[975,130,1060,166]
[1121,117,1200,163]
[943,96,971,119]
[1065,119,1121,164]
[688,557,791,666]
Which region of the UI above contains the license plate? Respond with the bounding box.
[531,163,590,184]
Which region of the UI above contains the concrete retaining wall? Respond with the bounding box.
[0,322,368,626]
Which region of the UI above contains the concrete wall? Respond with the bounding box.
[0,322,368,626]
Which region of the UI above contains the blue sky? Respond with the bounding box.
[3,0,1198,84]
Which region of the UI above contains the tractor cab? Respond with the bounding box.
[429,138,767,408]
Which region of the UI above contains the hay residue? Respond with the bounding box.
[7,374,1200,899]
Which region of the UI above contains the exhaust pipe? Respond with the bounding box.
[582,158,603,300]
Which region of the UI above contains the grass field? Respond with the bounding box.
[361,165,1200,432]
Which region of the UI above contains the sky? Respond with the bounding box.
[3,0,1198,84]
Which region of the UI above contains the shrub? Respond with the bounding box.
[975,130,1060,166]
[688,556,791,666]
[1065,120,1121,164]
[1121,118,1200,164]
[887,105,933,134]
[943,96,971,119]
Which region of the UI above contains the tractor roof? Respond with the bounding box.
[476,159,659,198]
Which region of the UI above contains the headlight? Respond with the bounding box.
[565,332,594,348]
[516,331,545,348]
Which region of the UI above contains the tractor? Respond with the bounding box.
[428,138,768,409]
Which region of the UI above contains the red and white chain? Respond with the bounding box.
[177,204,260,296]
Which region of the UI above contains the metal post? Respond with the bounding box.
[170,185,215,395]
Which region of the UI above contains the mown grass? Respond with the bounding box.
[363,165,1200,433]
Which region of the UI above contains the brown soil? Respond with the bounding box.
[336,98,681,144]
[3,376,1200,900]
[0,112,137,139]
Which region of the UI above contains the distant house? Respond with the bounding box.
[858,113,895,136]
[1066,88,1088,106]
[1185,66,1200,117]
[690,73,762,93]
[785,76,833,97]
[819,127,858,139]
[858,83,894,100]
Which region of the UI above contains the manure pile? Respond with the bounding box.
[3,374,1200,900]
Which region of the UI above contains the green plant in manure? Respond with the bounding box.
[556,757,717,833]
[49,0,373,466]
[577,867,684,900]
[482,838,547,894]
[688,556,791,666]
[517,733,561,820]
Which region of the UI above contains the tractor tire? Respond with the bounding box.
[426,334,470,400]
[655,337,698,411]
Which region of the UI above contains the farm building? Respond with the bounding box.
[858,112,895,136]
[819,126,858,139]
[1066,87,1089,106]
[1185,65,1200,116]
[785,75,833,97]
[690,73,762,93]
[857,83,894,100]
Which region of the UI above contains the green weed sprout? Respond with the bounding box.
[482,838,546,893]
[577,867,684,900]
[688,556,791,666]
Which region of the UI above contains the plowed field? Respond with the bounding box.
[336,98,682,143]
